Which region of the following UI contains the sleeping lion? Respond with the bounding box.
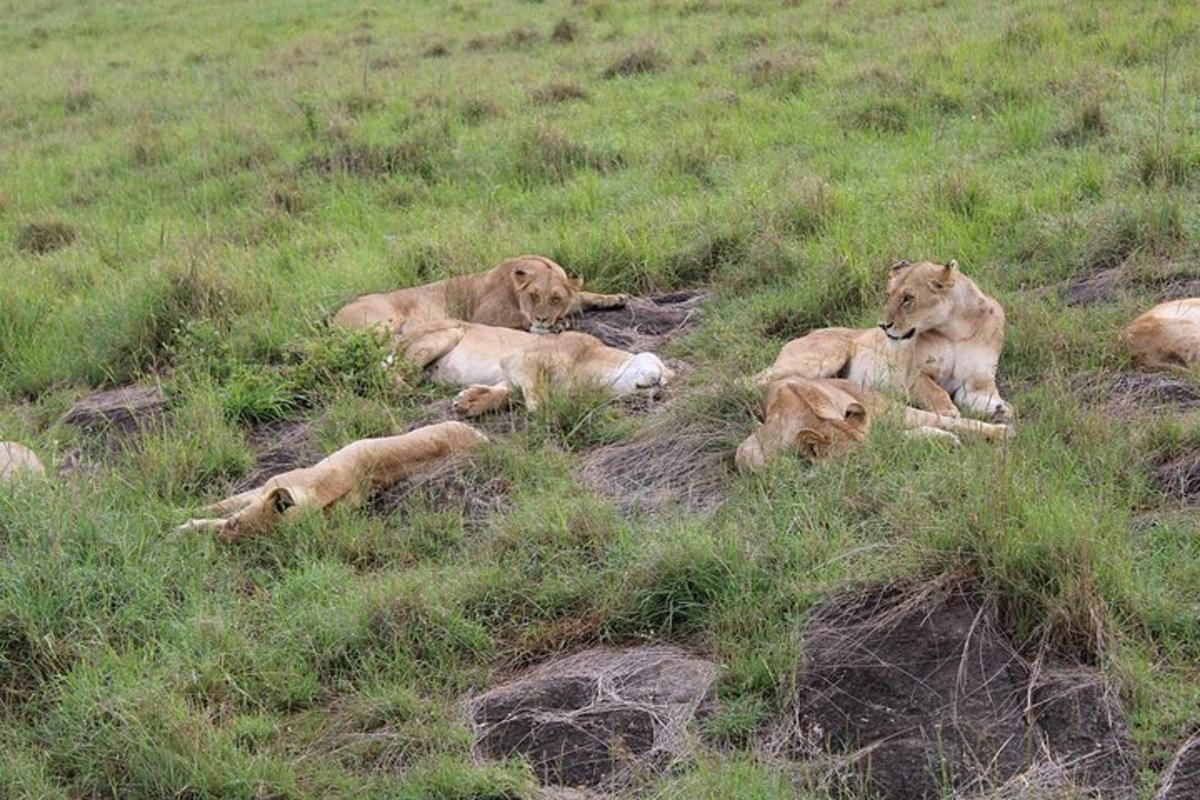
[736,377,1013,472]
[333,254,628,335]
[176,421,487,540]
[396,320,674,415]
[756,260,1013,421]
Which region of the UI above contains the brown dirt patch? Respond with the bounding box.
[571,290,706,352]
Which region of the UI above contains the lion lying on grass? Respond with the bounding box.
[333,255,628,334]
[397,320,674,415]
[176,421,487,540]
[1122,298,1200,371]
[736,377,1013,471]
[757,260,1013,421]
[0,442,45,482]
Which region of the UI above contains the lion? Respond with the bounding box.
[396,320,674,415]
[0,442,45,482]
[755,259,1012,421]
[176,421,487,540]
[333,254,629,335]
[1121,298,1200,370]
[735,377,1013,472]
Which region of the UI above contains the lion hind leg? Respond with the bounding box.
[399,324,465,369]
[757,330,857,385]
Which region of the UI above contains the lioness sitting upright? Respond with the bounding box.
[177,421,487,540]
[1121,298,1200,370]
[756,259,1012,421]
[397,320,673,415]
[736,377,1012,472]
[333,255,628,335]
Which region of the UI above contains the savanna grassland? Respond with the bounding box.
[3,0,1200,797]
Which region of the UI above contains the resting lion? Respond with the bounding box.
[1122,298,1200,370]
[333,255,628,335]
[176,421,487,540]
[735,377,1013,472]
[397,320,674,415]
[756,260,1012,421]
[0,442,45,483]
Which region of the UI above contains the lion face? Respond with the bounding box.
[879,259,959,342]
[506,256,583,334]
[736,379,869,472]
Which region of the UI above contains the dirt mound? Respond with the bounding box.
[1076,371,1200,414]
[369,454,510,529]
[235,421,318,491]
[778,582,1134,800]
[580,415,733,516]
[572,291,706,352]
[1051,266,1200,308]
[468,645,717,789]
[1149,448,1200,506]
[1159,735,1200,800]
[61,384,166,438]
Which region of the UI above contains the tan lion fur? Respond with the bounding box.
[756,259,1012,421]
[332,255,627,335]
[735,377,1012,472]
[177,421,488,540]
[1122,298,1200,371]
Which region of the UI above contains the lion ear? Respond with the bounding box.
[267,486,296,515]
[843,402,867,422]
[890,259,910,272]
[571,276,584,291]
[511,265,533,288]
[933,260,958,290]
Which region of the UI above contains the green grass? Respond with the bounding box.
[2,0,1200,797]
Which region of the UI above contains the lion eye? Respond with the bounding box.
[902,293,914,305]
[551,292,562,304]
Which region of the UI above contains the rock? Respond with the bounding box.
[469,645,717,788]
[784,584,1136,800]
[1159,736,1200,800]
[0,442,46,482]
[61,384,165,436]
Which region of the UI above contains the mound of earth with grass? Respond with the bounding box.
[468,645,717,789]
[61,383,166,439]
[580,412,734,516]
[1159,736,1200,800]
[779,582,1134,800]
[1076,370,1200,414]
[571,290,706,352]
[1148,447,1200,507]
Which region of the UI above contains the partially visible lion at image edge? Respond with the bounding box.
[756,259,1013,421]
[333,254,628,335]
[1122,298,1200,371]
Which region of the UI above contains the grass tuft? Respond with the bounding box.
[602,43,668,78]
[15,220,76,254]
[530,80,590,105]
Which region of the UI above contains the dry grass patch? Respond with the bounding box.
[602,43,668,78]
[530,80,590,105]
[15,220,76,254]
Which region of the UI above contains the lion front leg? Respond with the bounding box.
[953,375,1013,422]
[453,383,513,416]
[909,374,960,417]
[574,291,629,312]
[901,406,1013,442]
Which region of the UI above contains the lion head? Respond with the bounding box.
[504,255,583,334]
[735,378,869,472]
[879,259,960,342]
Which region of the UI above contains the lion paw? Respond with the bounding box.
[454,386,499,417]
